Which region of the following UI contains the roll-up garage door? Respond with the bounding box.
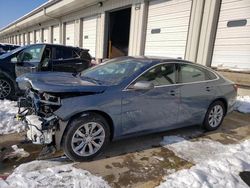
[35,30,41,43]
[43,28,49,43]
[24,33,28,45]
[212,0,250,70]
[65,21,75,46]
[144,0,192,58]
[15,35,18,44]
[82,16,97,57]
[29,32,34,44]
[52,25,60,44]
[20,34,24,46]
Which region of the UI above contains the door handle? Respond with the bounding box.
[206,86,211,91]
[76,62,83,65]
[169,90,176,96]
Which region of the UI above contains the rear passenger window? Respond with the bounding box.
[178,64,217,83]
[54,47,73,60]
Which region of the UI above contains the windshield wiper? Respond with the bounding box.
[81,76,103,85]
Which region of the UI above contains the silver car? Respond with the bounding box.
[16,57,237,161]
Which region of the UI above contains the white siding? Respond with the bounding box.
[144,0,192,58]
[82,16,97,57]
[43,28,49,43]
[29,32,34,44]
[212,0,250,70]
[65,21,75,46]
[52,25,60,44]
[35,30,41,43]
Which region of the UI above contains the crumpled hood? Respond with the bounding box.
[16,72,107,93]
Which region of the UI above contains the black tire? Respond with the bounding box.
[0,77,15,100]
[62,113,110,162]
[203,101,225,131]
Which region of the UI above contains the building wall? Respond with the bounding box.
[0,0,249,72]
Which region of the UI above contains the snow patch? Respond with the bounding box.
[235,96,250,113]
[159,136,250,188]
[0,100,25,135]
[0,160,110,188]
[3,145,30,160]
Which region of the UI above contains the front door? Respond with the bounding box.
[15,44,45,77]
[121,63,180,135]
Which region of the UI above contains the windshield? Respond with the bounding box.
[81,58,147,85]
[0,46,24,59]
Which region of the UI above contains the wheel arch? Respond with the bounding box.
[58,110,115,149]
[0,70,16,88]
[210,97,228,115]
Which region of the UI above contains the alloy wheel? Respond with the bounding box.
[0,79,11,99]
[71,122,105,157]
[208,105,224,128]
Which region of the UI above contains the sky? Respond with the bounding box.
[0,0,48,30]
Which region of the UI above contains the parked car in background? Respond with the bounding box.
[16,56,237,161]
[0,43,91,99]
[0,43,20,55]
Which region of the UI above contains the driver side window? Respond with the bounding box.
[19,45,44,62]
[137,63,176,86]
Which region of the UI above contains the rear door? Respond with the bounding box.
[51,46,85,73]
[15,44,45,77]
[177,63,217,125]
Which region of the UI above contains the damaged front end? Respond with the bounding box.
[17,90,61,145]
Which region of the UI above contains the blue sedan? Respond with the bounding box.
[16,57,237,161]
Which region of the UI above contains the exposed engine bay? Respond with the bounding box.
[17,90,61,145]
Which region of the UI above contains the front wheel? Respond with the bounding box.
[203,101,225,131]
[62,113,110,161]
[0,77,15,100]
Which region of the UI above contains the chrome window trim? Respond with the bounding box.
[123,62,220,91]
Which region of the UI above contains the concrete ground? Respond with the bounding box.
[238,86,250,96]
[0,111,249,187]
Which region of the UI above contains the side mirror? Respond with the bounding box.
[129,81,154,90]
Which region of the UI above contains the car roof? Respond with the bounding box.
[27,43,89,51]
[115,56,194,64]
[0,43,20,47]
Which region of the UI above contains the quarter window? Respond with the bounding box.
[178,64,216,83]
[137,64,176,86]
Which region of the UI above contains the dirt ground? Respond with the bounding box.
[0,111,250,187]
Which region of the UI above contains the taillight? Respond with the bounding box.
[233,84,238,92]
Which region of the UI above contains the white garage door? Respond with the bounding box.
[43,28,49,43]
[65,21,75,46]
[82,16,97,57]
[20,34,24,46]
[24,33,28,45]
[35,30,41,43]
[29,32,34,44]
[144,0,192,58]
[52,25,60,44]
[212,0,250,70]
[15,35,18,44]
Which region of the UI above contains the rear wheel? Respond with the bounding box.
[62,113,110,161]
[0,77,15,100]
[203,101,225,131]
